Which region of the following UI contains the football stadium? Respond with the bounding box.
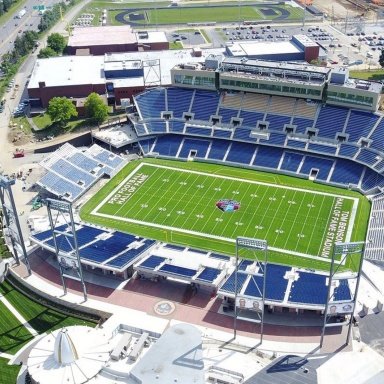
[3,5,384,381]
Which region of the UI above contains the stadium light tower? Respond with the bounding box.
[234,237,267,346]
[320,241,365,349]
[0,176,31,275]
[45,198,87,302]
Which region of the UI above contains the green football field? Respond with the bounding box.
[82,159,369,269]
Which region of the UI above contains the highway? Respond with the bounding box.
[0,0,61,57]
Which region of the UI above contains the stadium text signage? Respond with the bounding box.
[108,173,148,205]
[321,197,350,257]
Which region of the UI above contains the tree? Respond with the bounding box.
[47,97,78,126]
[37,47,57,59]
[84,93,109,124]
[379,49,384,68]
[47,33,66,54]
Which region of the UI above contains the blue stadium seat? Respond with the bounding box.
[316,105,349,139]
[253,146,283,169]
[286,140,306,150]
[207,140,230,160]
[167,88,193,118]
[135,88,166,119]
[239,111,264,127]
[292,117,313,134]
[308,143,337,155]
[219,108,239,124]
[159,264,197,278]
[219,271,248,294]
[226,142,256,164]
[300,156,334,180]
[191,90,220,121]
[368,118,384,152]
[265,114,291,131]
[51,159,96,187]
[356,148,380,167]
[346,110,379,143]
[68,153,99,172]
[139,255,166,270]
[178,138,211,159]
[39,171,83,200]
[265,264,290,301]
[361,168,384,191]
[233,127,256,142]
[147,121,167,133]
[185,126,212,136]
[195,267,221,283]
[289,271,328,305]
[213,129,232,139]
[169,121,185,133]
[338,143,359,158]
[139,138,156,154]
[330,159,364,186]
[280,152,303,173]
[152,135,183,156]
[260,132,286,146]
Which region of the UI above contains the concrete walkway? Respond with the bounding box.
[0,352,13,360]
[0,293,38,337]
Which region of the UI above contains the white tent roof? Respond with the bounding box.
[27,326,111,384]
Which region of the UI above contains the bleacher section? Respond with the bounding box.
[38,143,125,202]
[315,105,349,139]
[135,88,166,119]
[294,99,318,119]
[347,110,379,143]
[253,146,283,169]
[191,90,220,121]
[30,224,155,272]
[133,87,384,194]
[178,138,210,159]
[364,193,384,260]
[226,142,255,165]
[289,271,328,305]
[218,263,341,307]
[300,156,334,180]
[166,87,193,118]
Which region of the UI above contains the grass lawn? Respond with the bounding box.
[170,41,183,49]
[0,281,96,336]
[350,69,384,81]
[0,301,34,354]
[0,358,20,384]
[200,29,211,43]
[81,159,370,271]
[32,113,52,130]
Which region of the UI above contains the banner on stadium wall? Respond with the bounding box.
[236,297,263,312]
[327,302,355,315]
[58,255,82,281]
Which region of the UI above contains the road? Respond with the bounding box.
[0,0,60,57]
[0,0,91,174]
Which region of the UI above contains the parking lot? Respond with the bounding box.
[164,21,383,69]
[167,29,206,46]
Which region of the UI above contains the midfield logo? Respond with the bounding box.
[216,199,240,212]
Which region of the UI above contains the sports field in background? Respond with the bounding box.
[81,159,370,270]
[109,3,304,26]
